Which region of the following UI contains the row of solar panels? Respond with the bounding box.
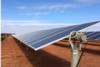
[13,21,99,50]
[86,32,100,40]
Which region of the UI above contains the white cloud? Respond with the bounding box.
[17,4,77,13]
[17,4,75,17]
[26,12,50,16]
[2,20,70,26]
[33,4,76,11]
[2,20,70,34]
[2,20,100,33]
[34,12,50,16]
[77,0,100,4]
[18,11,50,16]
[26,13,33,16]
[2,20,48,26]
[17,6,28,10]
[17,0,100,13]
[16,1,100,15]
[1,24,67,34]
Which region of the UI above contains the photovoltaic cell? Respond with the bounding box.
[96,37,100,40]
[17,26,74,43]
[86,32,100,40]
[87,32,98,38]
[13,21,99,50]
[27,26,75,44]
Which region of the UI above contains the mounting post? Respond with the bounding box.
[71,43,80,67]
[26,46,29,51]
[69,31,87,67]
[20,41,21,44]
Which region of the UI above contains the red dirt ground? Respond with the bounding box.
[1,36,100,67]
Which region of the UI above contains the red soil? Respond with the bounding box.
[1,36,100,67]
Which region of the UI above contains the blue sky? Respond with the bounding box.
[1,0,100,33]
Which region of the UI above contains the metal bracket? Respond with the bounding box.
[71,43,80,67]
[69,31,87,67]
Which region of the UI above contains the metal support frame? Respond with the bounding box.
[20,41,21,44]
[69,31,87,67]
[26,46,29,51]
[71,43,80,67]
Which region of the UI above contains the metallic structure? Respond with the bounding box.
[69,31,87,67]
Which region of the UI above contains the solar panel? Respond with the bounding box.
[96,37,100,40]
[15,26,74,42]
[13,21,99,50]
[86,32,100,40]
[25,26,73,41]
[87,32,98,38]
[85,32,95,36]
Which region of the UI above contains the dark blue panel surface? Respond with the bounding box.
[20,26,74,43]
[87,32,100,40]
[27,26,75,44]
[87,32,97,38]
[96,37,100,40]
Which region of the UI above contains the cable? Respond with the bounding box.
[76,43,87,67]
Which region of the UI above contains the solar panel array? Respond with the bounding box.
[86,31,100,40]
[13,21,99,50]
